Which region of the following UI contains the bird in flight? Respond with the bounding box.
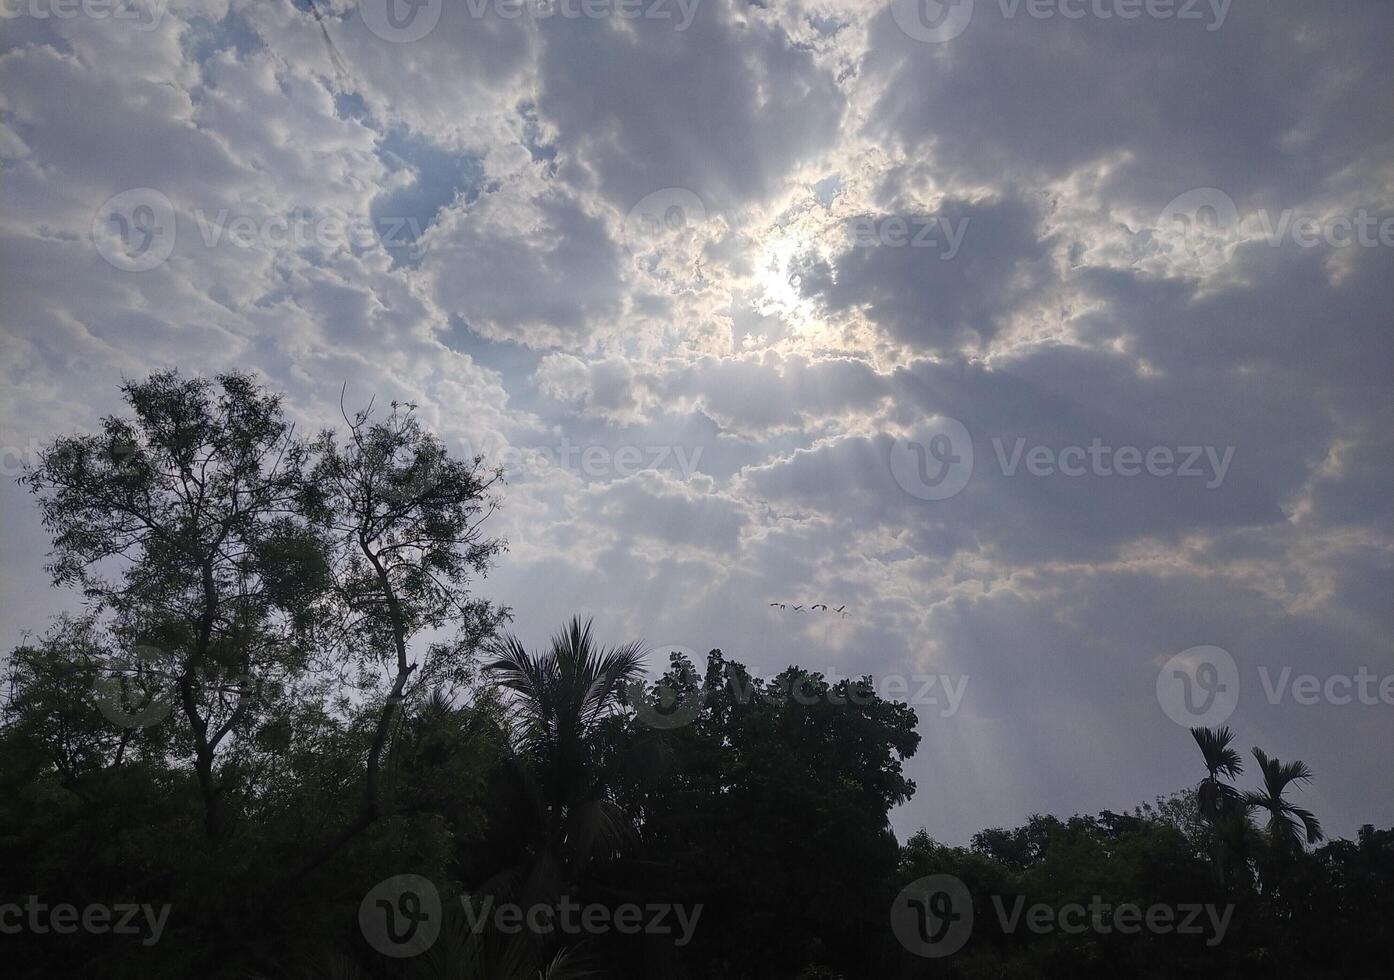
[812,603,828,611]
[834,605,847,614]
[769,602,786,610]
[792,605,804,612]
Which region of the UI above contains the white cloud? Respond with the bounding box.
[1,0,1389,845]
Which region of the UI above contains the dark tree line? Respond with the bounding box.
[1,373,1388,978]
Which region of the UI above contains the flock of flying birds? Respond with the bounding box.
[769,603,850,618]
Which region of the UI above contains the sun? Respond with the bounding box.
[751,231,820,335]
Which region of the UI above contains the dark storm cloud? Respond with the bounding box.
[864,0,1394,211]
[796,196,1055,354]
[534,3,845,210]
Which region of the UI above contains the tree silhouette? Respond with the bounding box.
[5,373,1391,980]
[1247,747,1324,853]
[21,371,314,842]
[484,617,646,897]
[289,396,507,881]
[1191,725,1255,887]
[1191,725,1244,819]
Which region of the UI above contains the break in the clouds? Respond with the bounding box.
[1,0,1390,845]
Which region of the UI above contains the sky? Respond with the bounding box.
[1,0,1390,846]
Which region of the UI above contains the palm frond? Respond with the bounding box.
[1191,725,1243,778]
[1253,747,1314,798]
[1288,804,1324,845]
[1246,748,1322,852]
[582,640,647,725]
[566,796,637,875]
[539,947,600,980]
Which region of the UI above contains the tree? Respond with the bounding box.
[21,371,319,842]
[1190,725,1254,887]
[1246,747,1323,854]
[483,616,647,896]
[290,395,508,880]
[1191,726,1244,821]
[626,650,921,978]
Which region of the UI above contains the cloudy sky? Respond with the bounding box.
[1,0,1390,844]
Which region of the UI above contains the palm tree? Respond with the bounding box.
[1245,748,1324,854]
[486,618,647,891]
[1191,726,1254,887]
[1191,726,1245,820]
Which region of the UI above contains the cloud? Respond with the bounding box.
[1,0,1389,846]
[534,352,643,423]
[797,195,1056,354]
[535,4,846,211]
[863,1,1394,212]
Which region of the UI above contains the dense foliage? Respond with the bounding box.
[2,374,1388,978]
